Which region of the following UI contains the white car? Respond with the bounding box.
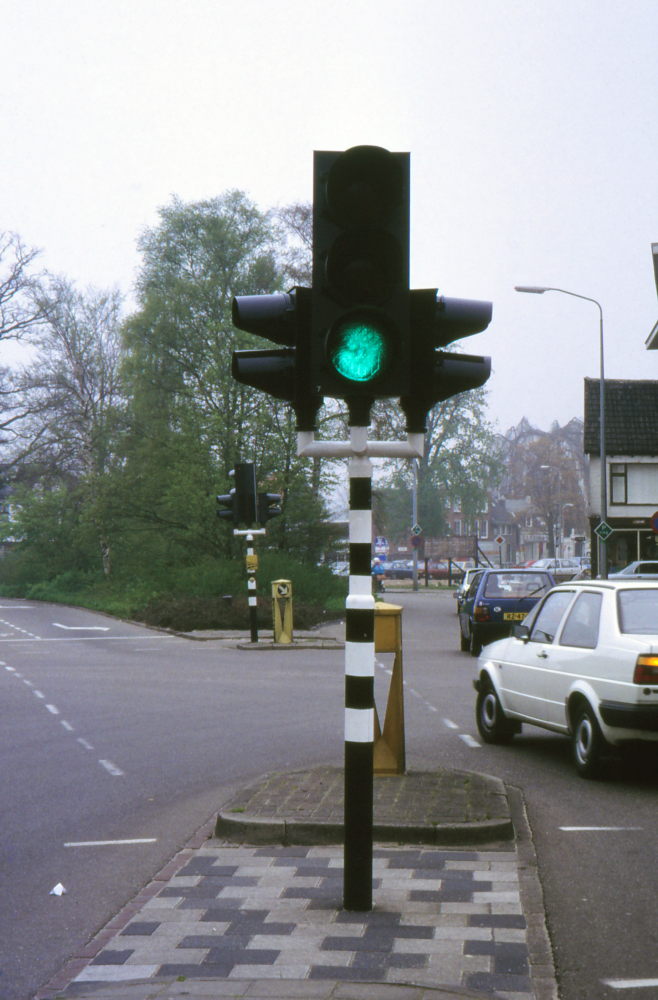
[529,558,581,581]
[473,580,658,778]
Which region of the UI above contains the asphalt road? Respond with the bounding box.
[2,590,658,999]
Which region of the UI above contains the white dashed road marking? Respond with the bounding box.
[443,718,459,729]
[602,979,658,989]
[459,733,481,748]
[45,704,60,715]
[77,738,94,750]
[61,720,74,731]
[560,826,643,832]
[33,689,45,699]
[53,623,110,631]
[64,839,157,847]
[99,760,124,777]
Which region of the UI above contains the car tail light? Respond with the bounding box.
[633,655,658,684]
[473,603,490,622]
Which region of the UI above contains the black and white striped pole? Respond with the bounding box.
[344,447,375,911]
[234,527,266,643]
[299,425,424,912]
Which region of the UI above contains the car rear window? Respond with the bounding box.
[637,563,658,574]
[618,589,658,634]
[483,573,551,599]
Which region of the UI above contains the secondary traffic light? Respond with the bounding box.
[312,145,410,423]
[401,289,492,433]
[231,289,322,431]
[217,463,259,526]
[257,492,282,525]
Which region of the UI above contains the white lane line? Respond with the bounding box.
[425,703,438,712]
[602,979,658,989]
[99,760,124,777]
[77,738,94,750]
[45,704,60,715]
[560,826,643,832]
[459,733,481,747]
[64,838,157,847]
[0,606,34,609]
[33,689,45,699]
[53,623,110,631]
[22,678,33,686]
[2,663,12,669]
[0,636,175,642]
[60,720,74,731]
[443,718,459,729]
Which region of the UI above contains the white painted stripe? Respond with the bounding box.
[349,509,371,543]
[53,623,110,631]
[459,733,481,747]
[46,704,60,715]
[248,579,256,589]
[60,720,74,731]
[346,594,375,612]
[77,738,94,750]
[560,826,643,832]
[443,718,459,729]
[0,636,175,642]
[22,678,33,686]
[602,979,658,989]
[64,838,157,847]
[345,707,374,743]
[99,760,124,776]
[349,575,372,596]
[3,664,14,670]
[74,966,158,982]
[345,641,375,677]
[33,689,45,698]
[248,596,257,606]
[426,703,438,712]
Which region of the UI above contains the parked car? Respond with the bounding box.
[453,567,483,614]
[609,560,658,580]
[473,580,658,778]
[459,568,555,655]
[384,560,414,580]
[529,558,581,581]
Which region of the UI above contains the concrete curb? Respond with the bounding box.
[214,812,514,846]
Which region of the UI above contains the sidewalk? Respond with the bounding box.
[36,768,557,1000]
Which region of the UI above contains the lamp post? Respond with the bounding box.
[515,286,607,579]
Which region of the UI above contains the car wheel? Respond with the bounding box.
[470,626,482,657]
[572,703,607,779]
[460,629,470,652]
[476,681,516,745]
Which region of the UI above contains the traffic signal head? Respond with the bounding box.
[231,288,322,431]
[257,492,282,525]
[312,145,410,422]
[216,490,237,523]
[401,289,492,433]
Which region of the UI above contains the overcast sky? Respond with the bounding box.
[2,0,657,435]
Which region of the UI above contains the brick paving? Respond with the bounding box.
[59,843,532,999]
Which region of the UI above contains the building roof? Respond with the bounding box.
[584,378,658,456]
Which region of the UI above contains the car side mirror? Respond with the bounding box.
[513,623,530,641]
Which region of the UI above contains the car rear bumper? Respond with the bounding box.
[599,700,658,732]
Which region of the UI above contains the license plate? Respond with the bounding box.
[504,612,527,621]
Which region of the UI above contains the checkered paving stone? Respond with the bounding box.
[79,845,532,996]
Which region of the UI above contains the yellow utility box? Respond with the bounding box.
[272,579,293,644]
[373,601,405,775]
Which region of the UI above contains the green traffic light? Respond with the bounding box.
[327,318,390,383]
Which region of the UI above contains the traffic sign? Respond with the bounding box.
[651,511,658,534]
[411,524,422,536]
[410,535,423,549]
[594,521,614,541]
[495,535,504,546]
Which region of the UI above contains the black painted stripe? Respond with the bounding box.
[349,543,372,577]
[349,477,371,511]
[346,608,375,643]
[345,675,374,710]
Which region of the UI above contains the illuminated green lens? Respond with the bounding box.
[329,320,389,383]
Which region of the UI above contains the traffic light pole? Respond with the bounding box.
[299,426,421,912]
[234,528,266,643]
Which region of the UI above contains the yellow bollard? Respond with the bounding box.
[373,601,405,775]
[272,579,293,643]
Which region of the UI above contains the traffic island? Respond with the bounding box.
[214,765,513,846]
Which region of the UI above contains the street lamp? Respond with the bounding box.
[515,286,607,579]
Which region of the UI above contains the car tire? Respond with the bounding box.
[470,626,482,657]
[476,681,516,745]
[460,630,470,652]
[572,703,607,779]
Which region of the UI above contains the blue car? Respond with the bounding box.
[458,568,555,656]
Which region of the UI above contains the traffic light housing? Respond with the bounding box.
[216,490,237,523]
[312,145,410,423]
[231,289,322,431]
[257,492,282,525]
[217,463,259,527]
[401,289,492,433]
